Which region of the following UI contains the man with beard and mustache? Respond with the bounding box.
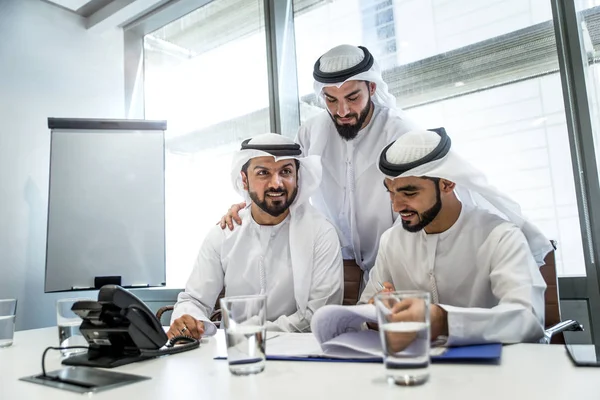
[359,128,550,346]
[168,134,343,339]
[221,45,419,292]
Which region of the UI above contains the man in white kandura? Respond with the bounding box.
[222,45,418,282]
[360,128,550,345]
[168,134,344,339]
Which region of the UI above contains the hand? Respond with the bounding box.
[383,298,425,353]
[167,315,205,340]
[368,281,395,304]
[430,304,448,339]
[218,202,246,230]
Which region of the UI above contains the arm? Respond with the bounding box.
[440,224,546,345]
[295,124,309,156]
[170,226,225,337]
[266,224,344,332]
[358,232,395,305]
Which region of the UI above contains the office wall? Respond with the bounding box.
[0,0,125,330]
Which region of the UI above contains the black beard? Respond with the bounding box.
[401,184,442,232]
[329,100,373,141]
[249,186,298,217]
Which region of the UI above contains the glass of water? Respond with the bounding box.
[374,290,431,386]
[220,294,267,376]
[0,299,17,348]
[56,298,91,358]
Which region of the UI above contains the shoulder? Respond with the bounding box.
[217,208,253,241]
[299,112,332,133]
[463,207,529,250]
[379,223,408,248]
[463,207,514,234]
[297,205,339,240]
[375,106,420,138]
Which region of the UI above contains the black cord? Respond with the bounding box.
[166,335,197,347]
[139,336,200,357]
[41,346,89,378]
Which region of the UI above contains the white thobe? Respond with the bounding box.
[172,211,344,336]
[296,104,417,272]
[359,204,546,345]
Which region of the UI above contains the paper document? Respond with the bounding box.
[213,304,502,362]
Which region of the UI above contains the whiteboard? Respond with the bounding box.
[45,119,166,292]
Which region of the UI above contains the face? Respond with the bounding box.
[242,156,299,217]
[384,176,443,232]
[322,80,376,141]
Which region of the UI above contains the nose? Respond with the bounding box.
[337,100,350,117]
[390,193,405,213]
[269,173,283,187]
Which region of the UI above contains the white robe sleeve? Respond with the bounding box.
[266,224,344,332]
[295,124,309,156]
[357,231,394,305]
[170,226,225,337]
[440,224,546,345]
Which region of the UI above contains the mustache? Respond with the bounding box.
[265,188,286,194]
[334,114,358,122]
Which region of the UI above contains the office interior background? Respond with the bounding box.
[1,0,600,344]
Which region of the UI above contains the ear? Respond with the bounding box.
[241,172,249,191]
[439,179,456,193]
[369,82,377,96]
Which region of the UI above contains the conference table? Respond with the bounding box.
[1,327,599,399]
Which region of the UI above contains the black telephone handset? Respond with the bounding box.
[62,285,198,368]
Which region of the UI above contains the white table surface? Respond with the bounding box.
[1,327,599,400]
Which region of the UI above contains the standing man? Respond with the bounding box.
[170,134,343,339]
[222,45,418,284]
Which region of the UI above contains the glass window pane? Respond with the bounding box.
[144,0,270,287]
[575,1,600,181]
[292,0,585,276]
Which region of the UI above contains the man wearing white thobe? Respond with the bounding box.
[169,134,343,339]
[359,128,550,345]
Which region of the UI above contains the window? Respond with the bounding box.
[144,0,270,287]
[575,0,600,178]
[292,0,586,276]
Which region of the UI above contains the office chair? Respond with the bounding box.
[540,241,584,344]
[156,289,225,327]
[343,260,363,306]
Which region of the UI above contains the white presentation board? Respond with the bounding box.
[45,118,166,292]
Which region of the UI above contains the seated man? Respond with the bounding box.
[360,128,551,346]
[168,133,344,339]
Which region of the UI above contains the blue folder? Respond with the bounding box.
[215,343,502,364]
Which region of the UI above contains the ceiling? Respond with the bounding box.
[42,0,169,32]
[43,0,114,17]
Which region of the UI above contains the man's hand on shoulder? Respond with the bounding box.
[218,202,246,230]
[167,314,205,340]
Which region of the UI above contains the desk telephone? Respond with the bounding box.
[62,285,199,368]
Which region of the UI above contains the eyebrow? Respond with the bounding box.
[395,185,421,192]
[253,162,294,171]
[324,89,361,100]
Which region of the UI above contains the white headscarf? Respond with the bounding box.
[378,129,553,266]
[230,133,323,315]
[313,44,398,110]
